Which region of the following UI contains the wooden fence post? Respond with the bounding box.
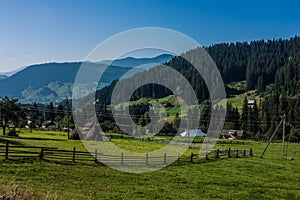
[228,148,231,158]
[249,148,253,156]
[94,149,98,163]
[72,147,76,162]
[205,144,208,160]
[163,153,167,164]
[146,152,148,165]
[243,150,246,157]
[236,149,239,158]
[215,149,220,158]
[121,152,124,165]
[190,152,194,163]
[5,141,9,160]
[177,153,180,163]
[39,147,44,159]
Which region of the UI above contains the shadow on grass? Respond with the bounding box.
[16,137,66,142]
[43,159,105,167]
[0,138,24,145]
[1,157,104,168]
[169,155,253,167]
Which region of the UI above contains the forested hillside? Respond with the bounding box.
[275,52,300,95]
[17,37,300,140]
[207,36,300,91]
[96,36,300,104]
[92,36,300,140]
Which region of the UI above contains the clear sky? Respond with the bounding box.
[1,0,300,72]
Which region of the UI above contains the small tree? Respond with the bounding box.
[0,97,21,135]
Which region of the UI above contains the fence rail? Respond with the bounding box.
[0,141,253,165]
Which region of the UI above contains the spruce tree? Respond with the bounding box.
[241,97,248,131]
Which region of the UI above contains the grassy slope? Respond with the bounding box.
[0,130,300,199]
[226,81,262,112]
[127,80,260,117]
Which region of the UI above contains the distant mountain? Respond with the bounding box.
[0,75,7,80]
[0,54,173,104]
[0,66,28,77]
[98,54,174,69]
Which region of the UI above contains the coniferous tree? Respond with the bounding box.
[45,102,56,123]
[224,103,240,130]
[260,97,271,139]
[294,95,300,129]
[241,97,248,131]
[248,101,259,139]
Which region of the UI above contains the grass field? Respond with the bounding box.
[0,129,300,199]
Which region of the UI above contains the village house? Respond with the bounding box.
[220,130,245,140]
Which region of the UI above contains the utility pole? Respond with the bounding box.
[282,113,286,160]
[261,118,283,158]
[187,116,191,148]
[188,128,190,148]
[66,97,70,140]
[29,118,32,133]
[29,106,33,133]
[261,112,287,159]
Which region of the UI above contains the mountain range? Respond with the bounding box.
[0,54,173,104]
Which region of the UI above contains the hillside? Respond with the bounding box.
[0,66,27,77]
[99,54,174,68]
[0,62,134,104]
[96,36,300,105]
[91,37,300,140]
[0,54,173,104]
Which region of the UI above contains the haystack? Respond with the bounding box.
[69,128,82,140]
[85,125,103,141]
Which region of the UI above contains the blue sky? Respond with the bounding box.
[1,0,300,72]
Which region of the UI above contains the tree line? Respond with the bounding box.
[0,97,74,135]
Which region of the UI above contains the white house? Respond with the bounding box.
[180,129,207,137]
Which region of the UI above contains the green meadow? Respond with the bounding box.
[0,130,299,199]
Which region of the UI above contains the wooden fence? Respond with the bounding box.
[0,141,253,165]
